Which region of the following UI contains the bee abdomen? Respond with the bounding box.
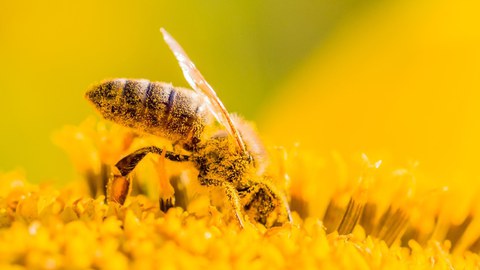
[144,81,210,142]
[86,79,210,143]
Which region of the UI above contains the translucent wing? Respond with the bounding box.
[160,28,247,154]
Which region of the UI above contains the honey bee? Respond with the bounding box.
[85,28,292,227]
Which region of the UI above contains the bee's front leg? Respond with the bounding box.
[198,177,245,228]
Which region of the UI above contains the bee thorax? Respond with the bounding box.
[192,135,252,184]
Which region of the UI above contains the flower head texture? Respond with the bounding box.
[1,120,480,269]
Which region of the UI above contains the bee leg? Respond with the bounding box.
[115,146,190,177]
[198,177,245,228]
[107,167,132,205]
[107,146,190,205]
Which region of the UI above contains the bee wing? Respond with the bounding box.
[160,28,247,154]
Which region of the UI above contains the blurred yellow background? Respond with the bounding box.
[262,0,480,187]
[1,0,479,186]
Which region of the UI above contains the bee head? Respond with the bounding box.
[241,184,291,228]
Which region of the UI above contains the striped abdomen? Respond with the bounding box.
[85,79,211,144]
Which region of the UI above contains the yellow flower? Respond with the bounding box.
[1,119,480,269]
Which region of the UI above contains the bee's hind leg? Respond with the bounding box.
[108,146,190,206]
[107,167,132,205]
[198,176,245,228]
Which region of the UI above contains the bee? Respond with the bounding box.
[85,28,292,228]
